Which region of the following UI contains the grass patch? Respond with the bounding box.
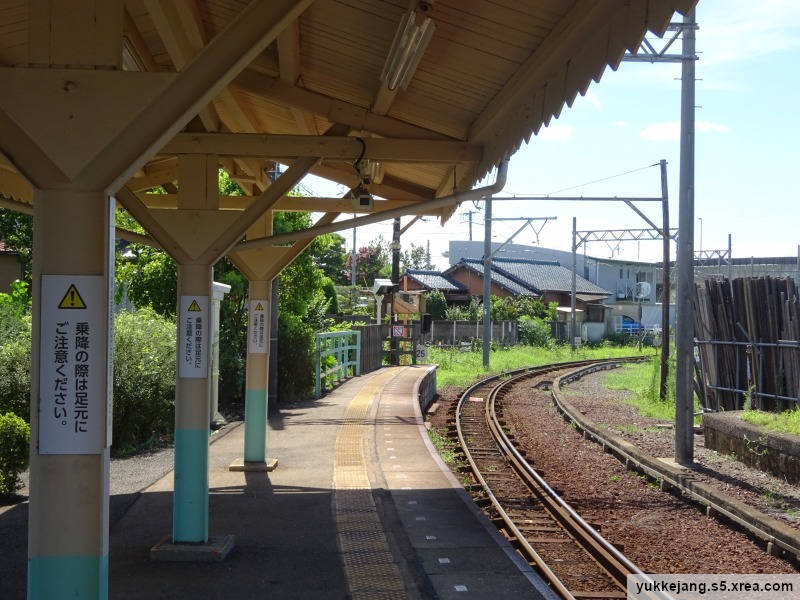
[741,409,800,436]
[605,356,700,424]
[430,344,654,389]
[427,427,458,464]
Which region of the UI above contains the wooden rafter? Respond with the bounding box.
[233,71,460,141]
[161,133,481,163]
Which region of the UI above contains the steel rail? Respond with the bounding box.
[487,364,643,594]
[454,357,649,600]
[552,362,800,561]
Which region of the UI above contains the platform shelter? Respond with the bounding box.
[0,1,695,597]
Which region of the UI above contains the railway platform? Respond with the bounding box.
[49,366,556,599]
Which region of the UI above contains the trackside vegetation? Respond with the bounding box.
[431,344,655,389]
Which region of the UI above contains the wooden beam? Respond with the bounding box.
[233,70,458,141]
[144,0,220,132]
[197,122,350,264]
[277,18,317,134]
[127,164,179,191]
[115,186,193,264]
[136,192,435,214]
[304,162,433,201]
[123,7,159,72]
[262,212,339,282]
[77,0,316,192]
[162,133,481,163]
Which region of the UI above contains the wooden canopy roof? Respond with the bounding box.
[0,0,696,228]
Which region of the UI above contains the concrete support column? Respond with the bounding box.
[210,281,231,428]
[243,280,271,464]
[173,263,213,543]
[28,189,113,600]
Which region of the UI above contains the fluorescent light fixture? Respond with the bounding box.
[380,9,435,91]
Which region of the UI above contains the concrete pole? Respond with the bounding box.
[728,234,733,281]
[675,10,696,466]
[28,190,113,599]
[660,160,671,402]
[268,279,278,410]
[571,217,577,351]
[482,196,492,368]
[173,263,213,542]
[210,282,231,428]
[243,280,272,465]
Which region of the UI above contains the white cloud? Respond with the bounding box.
[696,120,730,133]
[698,0,800,66]
[640,122,680,141]
[613,120,628,128]
[583,89,602,111]
[537,124,574,141]
[639,120,729,141]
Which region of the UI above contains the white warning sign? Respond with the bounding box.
[39,275,106,454]
[179,295,208,378]
[248,299,268,354]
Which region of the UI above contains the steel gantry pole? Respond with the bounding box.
[483,196,492,368]
[571,217,578,351]
[675,10,697,466]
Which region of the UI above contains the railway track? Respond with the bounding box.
[450,358,650,600]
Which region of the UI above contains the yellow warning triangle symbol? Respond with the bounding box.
[58,284,87,309]
[255,303,264,311]
[188,300,202,312]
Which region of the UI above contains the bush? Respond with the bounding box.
[518,315,555,348]
[0,314,31,421]
[0,412,29,496]
[277,312,316,401]
[426,290,447,320]
[113,308,176,455]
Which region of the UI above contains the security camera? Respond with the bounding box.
[351,183,373,210]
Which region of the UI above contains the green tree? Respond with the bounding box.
[314,233,349,284]
[401,242,433,271]
[346,236,390,287]
[0,208,33,285]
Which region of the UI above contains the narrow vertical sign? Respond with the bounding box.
[40,275,105,454]
[179,295,209,378]
[248,299,267,354]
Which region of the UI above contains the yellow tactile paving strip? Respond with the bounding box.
[333,369,409,600]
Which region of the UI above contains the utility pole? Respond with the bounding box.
[675,10,696,466]
[351,214,357,285]
[463,209,478,241]
[571,217,577,351]
[390,217,401,364]
[482,197,492,368]
[660,159,670,403]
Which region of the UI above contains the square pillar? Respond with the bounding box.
[28,189,114,600]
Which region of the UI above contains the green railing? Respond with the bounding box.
[315,330,361,398]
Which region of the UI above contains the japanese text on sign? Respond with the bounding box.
[248,300,267,354]
[40,275,106,454]
[179,296,208,378]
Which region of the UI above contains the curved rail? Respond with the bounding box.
[454,357,648,600]
[552,362,800,561]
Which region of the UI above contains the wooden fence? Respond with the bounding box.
[694,276,799,411]
[353,323,390,374]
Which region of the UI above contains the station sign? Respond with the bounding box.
[179,295,208,378]
[248,299,268,354]
[39,275,106,454]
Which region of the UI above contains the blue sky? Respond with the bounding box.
[304,0,800,269]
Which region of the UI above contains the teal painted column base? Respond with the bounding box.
[28,554,108,600]
[173,428,209,543]
[244,388,267,463]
